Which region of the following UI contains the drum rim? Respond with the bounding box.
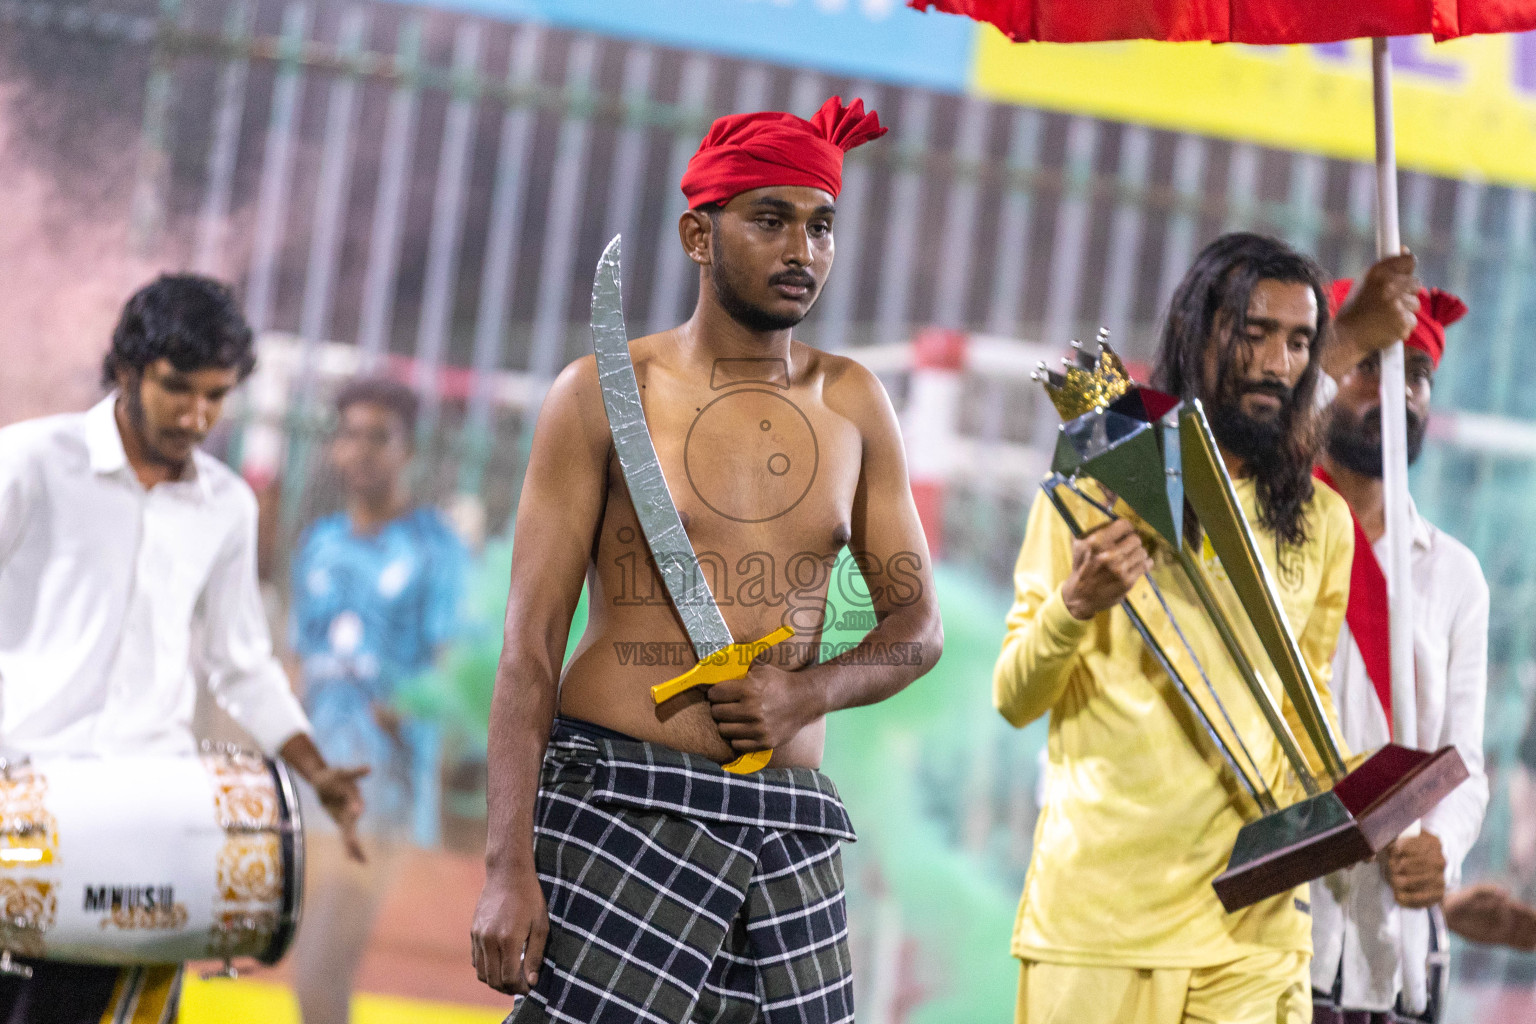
[260,757,305,966]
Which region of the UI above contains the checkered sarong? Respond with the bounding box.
[506,722,858,1024]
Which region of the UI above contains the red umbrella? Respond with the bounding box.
[912,0,1536,753]
[910,1,1536,43]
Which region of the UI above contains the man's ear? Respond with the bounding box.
[679,208,714,267]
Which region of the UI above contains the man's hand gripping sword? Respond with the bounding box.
[649,625,797,775]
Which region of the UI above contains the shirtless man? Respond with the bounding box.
[471,98,943,1023]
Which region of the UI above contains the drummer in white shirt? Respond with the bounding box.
[0,275,366,1022]
[1311,281,1491,1024]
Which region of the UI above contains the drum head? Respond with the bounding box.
[261,757,305,966]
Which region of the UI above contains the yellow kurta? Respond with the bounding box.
[998,477,1353,968]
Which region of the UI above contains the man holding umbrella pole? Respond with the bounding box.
[1310,282,1491,1024]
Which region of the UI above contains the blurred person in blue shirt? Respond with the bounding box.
[285,376,469,1024]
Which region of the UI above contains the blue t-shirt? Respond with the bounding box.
[290,507,468,840]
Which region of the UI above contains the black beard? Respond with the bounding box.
[1325,406,1427,478]
[1207,396,1287,464]
[710,240,808,333]
[120,376,191,472]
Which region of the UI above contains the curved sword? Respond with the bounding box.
[590,235,792,774]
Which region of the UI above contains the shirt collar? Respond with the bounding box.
[1407,493,1431,552]
[84,394,128,476]
[83,393,211,501]
[1370,491,1431,554]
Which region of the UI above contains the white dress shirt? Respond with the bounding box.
[1310,495,1490,1014]
[0,395,311,757]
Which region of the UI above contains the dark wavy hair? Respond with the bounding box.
[101,275,256,388]
[1151,232,1330,550]
[335,376,420,436]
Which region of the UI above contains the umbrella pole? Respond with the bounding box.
[1376,41,1433,1011]
[1372,37,1418,748]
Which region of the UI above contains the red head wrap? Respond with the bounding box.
[679,96,887,209]
[1328,279,1468,369]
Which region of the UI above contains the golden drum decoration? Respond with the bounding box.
[0,879,56,956]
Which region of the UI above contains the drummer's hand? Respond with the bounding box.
[1062,519,1154,620]
[313,764,371,863]
[1384,830,1446,909]
[278,733,371,863]
[708,661,822,754]
[1327,252,1420,380]
[472,864,548,995]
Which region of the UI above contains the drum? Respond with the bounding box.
[0,744,303,967]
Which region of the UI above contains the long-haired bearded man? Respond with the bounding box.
[995,233,1362,1024]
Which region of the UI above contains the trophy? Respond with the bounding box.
[1035,334,1468,912]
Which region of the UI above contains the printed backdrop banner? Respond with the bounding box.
[409,0,977,92]
[972,30,1536,188]
[406,0,1536,189]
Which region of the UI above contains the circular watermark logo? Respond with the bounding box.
[684,388,819,523]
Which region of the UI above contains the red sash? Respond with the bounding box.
[1314,467,1394,734]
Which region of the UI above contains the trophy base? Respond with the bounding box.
[1212,743,1468,913]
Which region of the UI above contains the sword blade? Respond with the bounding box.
[590,235,734,660]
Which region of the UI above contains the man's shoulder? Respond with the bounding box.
[804,345,891,424]
[405,505,468,551]
[1419,516,1489,598]
[542,353,607,438]
[806,345,881,391]
[0,411,87,465]
[296,511,348,551]
[1306,476,1354,538]
[553,350,600,387]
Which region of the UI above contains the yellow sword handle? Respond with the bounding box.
[650,625,796,775]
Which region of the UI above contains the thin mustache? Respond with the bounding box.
[1358,408,1424,432]
[1240,384,1292,403]
[770,271,815,288]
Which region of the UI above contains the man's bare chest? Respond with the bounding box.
[604,379,862,562]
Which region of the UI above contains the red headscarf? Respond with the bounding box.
[679,96,887,209]
[1329,279,1468,369]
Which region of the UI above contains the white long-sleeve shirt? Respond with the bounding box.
[1310,497,1490,1013]
[0,395,311,756]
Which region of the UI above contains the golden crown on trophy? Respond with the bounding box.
[1032,330,1134,420]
